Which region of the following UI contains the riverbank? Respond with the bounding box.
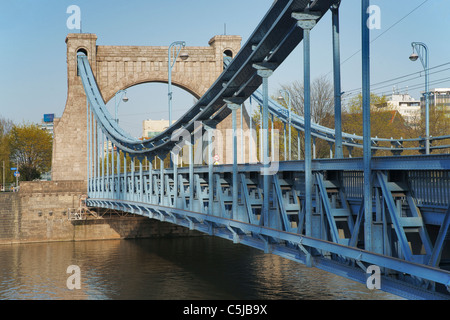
[0,180,200,245]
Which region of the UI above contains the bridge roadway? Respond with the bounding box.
[77,0,450,300]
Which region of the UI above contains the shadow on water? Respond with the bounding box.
[124,237,403,300]
[0,237,403,300]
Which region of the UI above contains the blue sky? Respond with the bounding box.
[1,0,449,137]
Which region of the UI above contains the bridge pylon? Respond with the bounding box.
[52,33,245,182]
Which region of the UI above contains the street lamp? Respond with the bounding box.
[179,52,189,61]
[168,41,189,126]
[409,52,419,62]
[409,42,430,154]
[278,90,292,160]
[114,89,128,124]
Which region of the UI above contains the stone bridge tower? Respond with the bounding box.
[52,33,245,182]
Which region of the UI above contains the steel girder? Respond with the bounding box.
[86,156,450,300]
[86,193,450,300]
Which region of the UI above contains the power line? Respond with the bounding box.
[371,0,431,44]
[372,77,450,97]
[370,69,450,93]
[338,0,432,68]
[341,76,450,102]
[343,62,450,95]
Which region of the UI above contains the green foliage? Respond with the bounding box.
[346,93,389,113]
[8,123,53,181]
[344,93,450,156]
[0,116,14,185]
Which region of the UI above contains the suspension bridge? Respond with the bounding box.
[70,0,450,300]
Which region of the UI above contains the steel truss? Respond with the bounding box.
[87,155,450,300]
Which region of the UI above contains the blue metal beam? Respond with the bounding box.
[86,198,450,300]
[331,2,343,159]
[362,0,373,252]
[253,64,275,227]
[293,12,320,239]
[429,205,450,267]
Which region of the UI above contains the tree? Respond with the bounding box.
[344,93,450,155]
[8,123,53,181]
[250,76,336,161]
[343,93,416,157]
[279,75,334,125]
[0,116,14,187]
[410,104,450,153]
[272,76,336,160]
[346,92,389,113]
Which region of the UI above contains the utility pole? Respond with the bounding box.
[15,162,19,191]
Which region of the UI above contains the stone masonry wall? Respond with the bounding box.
[0,193,19,241]
[0,181,199,245]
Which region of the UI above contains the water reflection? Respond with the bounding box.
[0,237,401,300]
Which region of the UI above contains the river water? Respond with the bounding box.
[0,236,401,300]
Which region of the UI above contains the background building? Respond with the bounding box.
[142,119,170,139]
[386,92,421,126]
[421,88,450,118]
[40,113,56,136]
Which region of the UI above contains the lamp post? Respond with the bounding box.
[409,42,430,155]
[278,90,292,160]
[168,41,189,126]
[114,89,128,124]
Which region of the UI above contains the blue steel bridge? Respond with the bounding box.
[79,0,450,299]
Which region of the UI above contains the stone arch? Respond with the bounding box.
[223,49,234,58]
[76,47,88,56]
[107,80,201,105]
[103,77,203,105]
